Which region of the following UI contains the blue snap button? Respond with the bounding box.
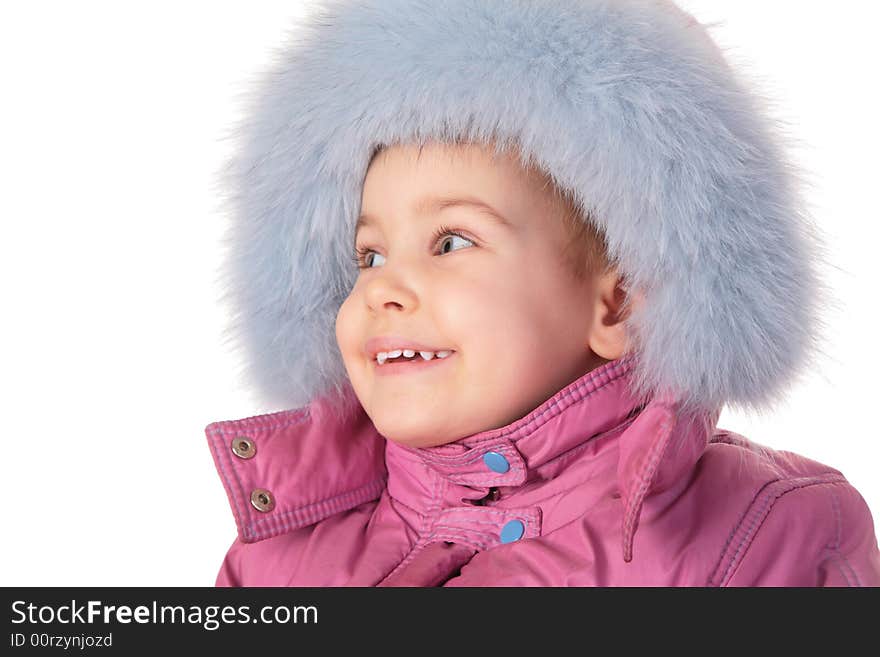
[483,451,510,473]
[500,519,525,544]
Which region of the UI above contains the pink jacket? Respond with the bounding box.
[206,356,880,586]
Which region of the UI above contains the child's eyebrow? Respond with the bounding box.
[355,195,512,240]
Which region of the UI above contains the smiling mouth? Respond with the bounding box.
[373,350,455,365]
[371,350,457,374]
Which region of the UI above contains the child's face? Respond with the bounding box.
[336,141,623,448]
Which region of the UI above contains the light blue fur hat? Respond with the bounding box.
[213,0,832,418]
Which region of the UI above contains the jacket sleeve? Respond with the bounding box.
[213,527,328,587]
[215,537,243,587]
[212,497,385,586]
[723,480,880,587]
[816,483,880,587]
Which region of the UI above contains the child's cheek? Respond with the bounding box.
[334,295,359,364]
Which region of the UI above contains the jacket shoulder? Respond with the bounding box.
[705,431,880,586]
[214,496,384,586]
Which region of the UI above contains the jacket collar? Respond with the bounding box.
[206,354,720,563]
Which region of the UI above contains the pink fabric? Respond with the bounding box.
[378,541,477,587]
[206,355,880,586]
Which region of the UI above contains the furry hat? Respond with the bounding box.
[213,0,832,418]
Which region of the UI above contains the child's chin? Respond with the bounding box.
[376,421,457,449]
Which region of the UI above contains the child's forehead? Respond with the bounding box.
[363,140,564,211]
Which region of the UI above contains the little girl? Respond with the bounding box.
[206,0,880,586]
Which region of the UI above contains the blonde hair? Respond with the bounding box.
[538,172,612,283]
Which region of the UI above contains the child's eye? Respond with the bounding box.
[352,225,476,270]
[437,233,473,256]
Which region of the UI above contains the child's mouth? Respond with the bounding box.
[373,351,456,376]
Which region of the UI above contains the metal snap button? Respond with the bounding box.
[231,436,256,459]
[250,488,275,512]
[470,487,501,507]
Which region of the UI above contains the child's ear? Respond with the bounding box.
[587,269,638,360]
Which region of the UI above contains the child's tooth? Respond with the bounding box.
[435,350,452,358]
[387,349,403,358]
[419,351,434,360]
[402,349,415,357]
[377,352,388,364]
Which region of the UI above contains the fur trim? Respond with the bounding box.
[213,0,833,417]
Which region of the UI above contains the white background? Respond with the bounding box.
[1,1,877,586]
